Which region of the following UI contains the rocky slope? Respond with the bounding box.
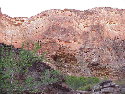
[0,7,125,80]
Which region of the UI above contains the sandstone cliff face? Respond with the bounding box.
[0,7,125,80]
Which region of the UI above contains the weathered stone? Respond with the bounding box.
[92,80,121,94]
[0,7,125,80]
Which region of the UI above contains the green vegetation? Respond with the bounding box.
[0,43,60,94]
[0,42,101,94]
[65,75,100,91]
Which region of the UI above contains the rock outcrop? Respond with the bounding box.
[0,7,125,80]
[92,80,121,94]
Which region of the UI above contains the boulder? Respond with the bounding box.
[92,80,121,94]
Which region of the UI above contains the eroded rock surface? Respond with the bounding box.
[92,80,121,94]
[0,7,125,80]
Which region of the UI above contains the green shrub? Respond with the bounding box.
[0,43,60,94]
[40,69,61,85]
[65,75,100,90]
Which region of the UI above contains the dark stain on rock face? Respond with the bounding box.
[83,10,95,15]
[46,25,72,35]
[119,66,125,78]
[51,48,79,75]
[106,38,125,68]
[44,24,76,42]
[112,39,125,57]
[87,62,100,67]
[51,47,77,66]
[51,51,77,65]
[68,9,94,16]
[87,62,111,77]
[90,24,104,34]
[64,9,94,20]
[89,24,104,41]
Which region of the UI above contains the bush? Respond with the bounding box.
[0,43,60,94]
[65,75,100,90]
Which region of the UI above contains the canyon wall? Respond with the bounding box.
[0,7,125,80]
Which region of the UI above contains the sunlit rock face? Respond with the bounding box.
[0,7,125,80]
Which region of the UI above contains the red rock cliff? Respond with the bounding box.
[0,7,125,80]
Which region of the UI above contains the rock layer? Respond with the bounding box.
[92,80,121,94]
[0,7,125,80]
